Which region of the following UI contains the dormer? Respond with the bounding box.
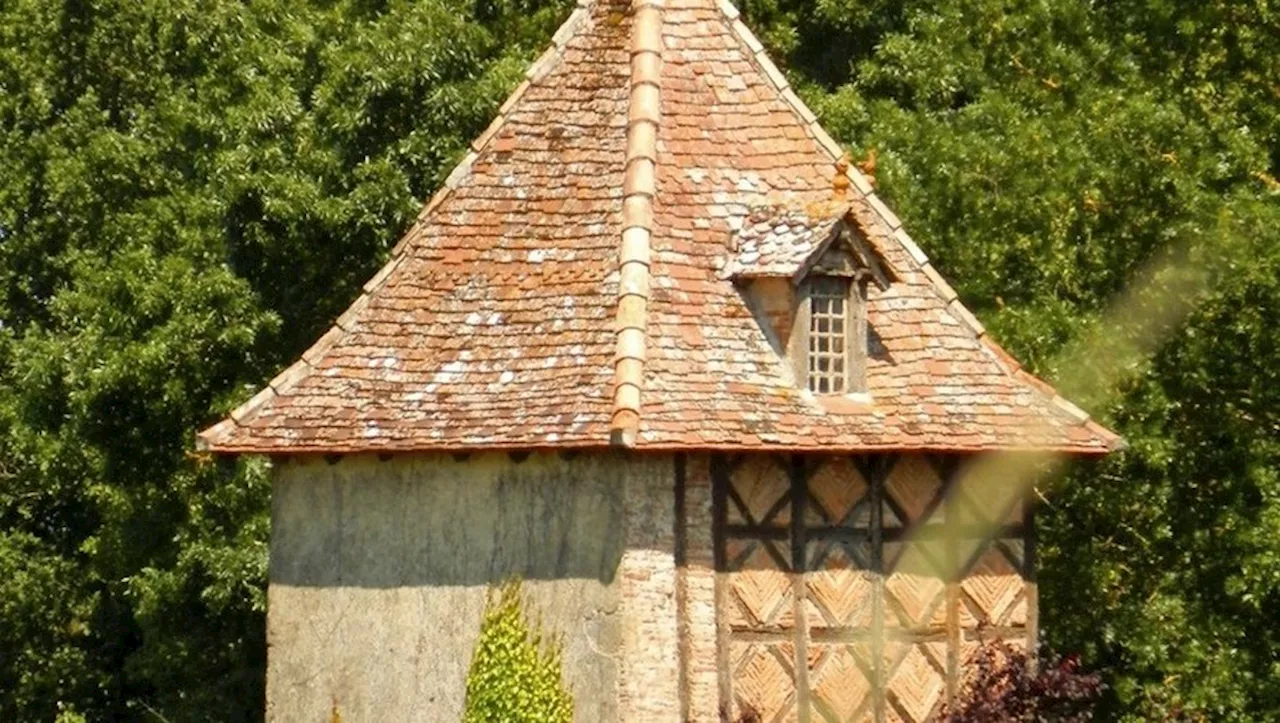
[724,203,894,396]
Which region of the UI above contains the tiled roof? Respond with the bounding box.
[721,205,845,278]
[198,0,1120,455]
[719,202,892,284]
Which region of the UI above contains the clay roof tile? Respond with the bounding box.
[197,0,1120,456]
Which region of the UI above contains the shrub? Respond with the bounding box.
[942,637,1104,722]
[463,580,573,723]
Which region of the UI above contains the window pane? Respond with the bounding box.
[807,276,854,395]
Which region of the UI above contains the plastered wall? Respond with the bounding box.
[266,451,671,722]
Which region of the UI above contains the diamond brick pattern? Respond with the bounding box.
[885,642,947,723]
[807,567,874,629]
[717,453,1036,722]
[960,544,1027,626]
[806,536,872,573]
[952,463,1026,526]
[884,568,947,629]
[731,641,798,723]
[199,0,1119,456]
[886,456,943,524]
[727,546,796,631]
[809,644,873,723]
[729,456,792,526]
[806,457,869,526]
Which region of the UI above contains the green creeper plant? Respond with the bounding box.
[463,581,573,723]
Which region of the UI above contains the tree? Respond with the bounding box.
[0,0,1275,719]
[0,0,573,719]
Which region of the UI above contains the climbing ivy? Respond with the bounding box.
[463,581,573,723]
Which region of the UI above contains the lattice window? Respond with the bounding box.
[807,276,849,394]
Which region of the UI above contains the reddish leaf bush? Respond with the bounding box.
[942,637,1104,722]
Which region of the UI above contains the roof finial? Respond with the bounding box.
[833,153,852,200]
[856,148,878,188]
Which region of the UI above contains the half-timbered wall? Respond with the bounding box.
[678,452,1033,723]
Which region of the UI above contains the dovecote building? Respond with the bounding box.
[199,0,1119,719]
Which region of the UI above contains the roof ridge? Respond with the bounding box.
[609,0,662,447]
[196,2,595,452]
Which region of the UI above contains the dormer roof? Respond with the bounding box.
[197,0,1120,456]
[723,203,894,288]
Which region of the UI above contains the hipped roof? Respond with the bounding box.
[198,0,1120,455]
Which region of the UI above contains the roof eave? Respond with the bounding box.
[196,405,1123,457]
[195,438,1118,458]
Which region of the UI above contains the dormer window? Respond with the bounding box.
[806,276,853,394]
[722,203,895,397]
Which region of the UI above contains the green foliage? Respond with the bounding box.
[735,0,1280,718]
[0,0,1275,720]
[463,581,574,723]
[0,0,570,720]
[0,532,98,720]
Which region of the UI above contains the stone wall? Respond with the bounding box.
[267,451,670,723]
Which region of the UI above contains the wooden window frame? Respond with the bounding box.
[792,272,868,395]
